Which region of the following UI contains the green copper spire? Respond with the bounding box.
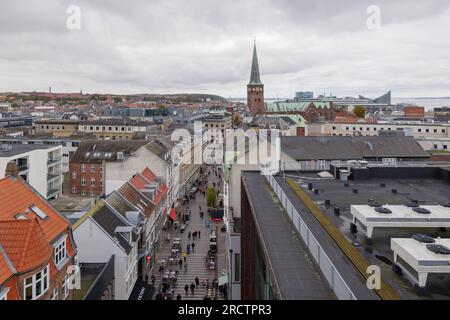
[249,42,262,85]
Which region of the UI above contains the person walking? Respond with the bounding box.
[198,230,201,239]
[184,262,188,273]
[177,294,182,300]
[188,231,191,240]
[179,258,183,270]
[187,244,190,254]
[190,282,195,295]
[192,242,195,252]
[184,284,189,296]
[195,276,200,288]
[193,231,197,240]
[151,274,155,286]
[183,256,187,263]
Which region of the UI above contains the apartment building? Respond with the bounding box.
[0,133,96,173]
[307,122,450,139]
[0,144,63,199]
[72,201,139,300]
[69,140,149,197]
[35,120,79,137]
[0,176,77,300]
[78,120,162,140]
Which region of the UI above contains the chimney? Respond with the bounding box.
[5,161,19,178]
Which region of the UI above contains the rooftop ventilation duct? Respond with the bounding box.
[412,234,435,243]
[375,207,392,214]
[426,244,450,255]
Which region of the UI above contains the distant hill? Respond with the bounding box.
[141,93,227,103]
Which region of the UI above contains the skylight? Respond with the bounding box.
[30,205,48,220]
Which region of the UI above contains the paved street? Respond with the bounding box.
[151,165,227,300]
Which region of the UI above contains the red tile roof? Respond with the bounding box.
[0,177,70,242]
[0,177,75,288]
[129,174,149,191]
[118,183,155,218]
[0,220,52,273]
[0,246,14,285]
[140,167,157,181]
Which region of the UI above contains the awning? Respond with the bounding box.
[210,209,224,221]
[168,208,177,221]
[128,280,154,300]
[218,273,229,286]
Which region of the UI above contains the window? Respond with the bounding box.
[24,265,49,300]
[71,171,77,179]
[442,129,446,133]
[71,187,77,194]
[51,287,58,300]
[81,164,86,173]
[90,178,96,186]
[418,128,422,132]
[62,275,69,299]
[445,145,448,150]
[53,238,67,266]
[426,129,429,133]
[0,289,8,300]
[332,126,336,130]
[90,165,95,173]
[434,129,438,133]
[81,177,86,186]
[81,191,86,196]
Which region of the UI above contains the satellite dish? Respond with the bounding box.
[412,234,435,243]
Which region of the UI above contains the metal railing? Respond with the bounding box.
[265,174,357,300]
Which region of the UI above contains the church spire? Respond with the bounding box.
[249,42,262,85]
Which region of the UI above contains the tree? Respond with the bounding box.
[353,106,366,118]
[233,114,243,126]
[206,187,217,209]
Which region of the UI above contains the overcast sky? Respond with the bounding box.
[1,0,449,98]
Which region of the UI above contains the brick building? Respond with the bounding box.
[0,176,77,300]
[69,140,149,197]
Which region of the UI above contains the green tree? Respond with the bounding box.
[353,106,366,118]
[206,187,217,209]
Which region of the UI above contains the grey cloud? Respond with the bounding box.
[0,0,449,97]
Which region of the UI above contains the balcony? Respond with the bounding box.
[47,188,61,199]
[47,172,61,181]
[47,157,62,166]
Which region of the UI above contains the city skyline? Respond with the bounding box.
[1,0,450,98]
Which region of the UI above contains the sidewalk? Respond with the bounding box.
[151,165,227,300]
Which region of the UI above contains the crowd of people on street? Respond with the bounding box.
[149,164,225,300]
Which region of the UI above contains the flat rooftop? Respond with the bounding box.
[288,172,450,299]
[242,171,334,300]
[0,143,57,157]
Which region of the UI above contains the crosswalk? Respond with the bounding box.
[151,167,227,300]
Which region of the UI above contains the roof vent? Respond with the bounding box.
[426,244,450,255]
[413,207,431,215]
[405,202,420,208]
[412,234,435,243]
[375,207,392,214]
[117,152,124,160]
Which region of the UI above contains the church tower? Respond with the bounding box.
[247,43,265,116]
